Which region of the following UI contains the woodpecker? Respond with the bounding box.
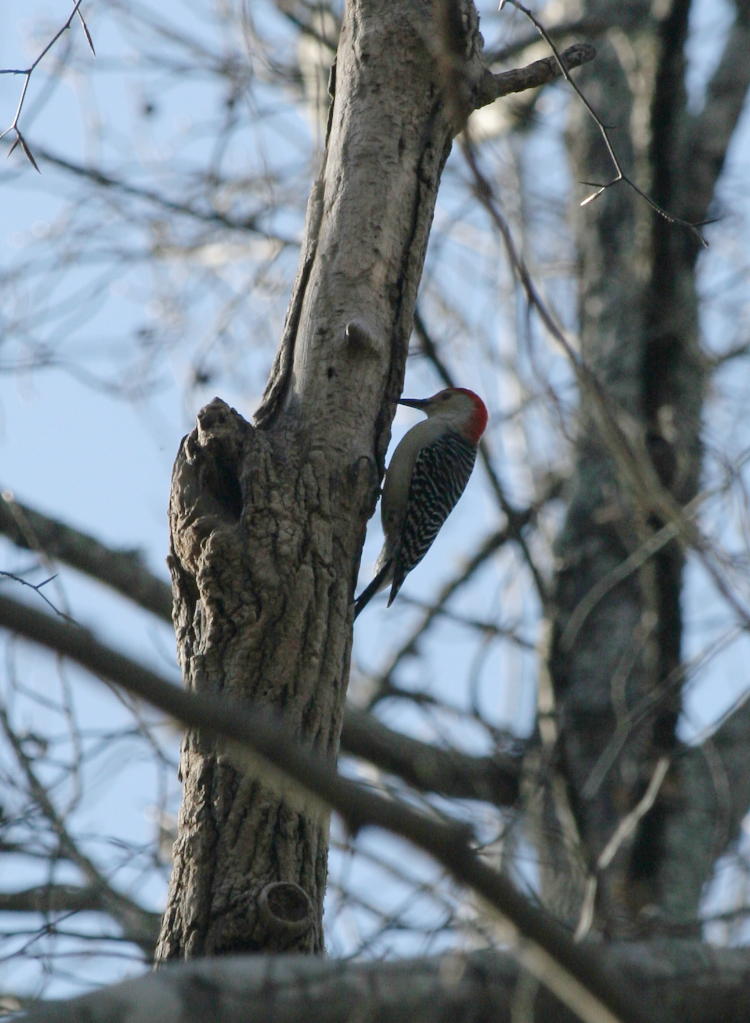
[354,387,488,617]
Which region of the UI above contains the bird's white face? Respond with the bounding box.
[399,387,487,442]
[424,389,476,421]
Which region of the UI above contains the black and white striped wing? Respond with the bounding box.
[388,431,477,604]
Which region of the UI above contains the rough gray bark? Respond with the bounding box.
[26,942,750,1023]
[155,0,485,960]
[540,0,750,934]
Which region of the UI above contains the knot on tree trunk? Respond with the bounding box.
[170,398,256,571]
[207,878,316,955]
[258,881,314,941]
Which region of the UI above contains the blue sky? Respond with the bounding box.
[2,0,750,996]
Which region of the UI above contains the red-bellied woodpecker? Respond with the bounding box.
[354,387,488,617]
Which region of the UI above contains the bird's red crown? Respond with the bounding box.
[452,388,488,444]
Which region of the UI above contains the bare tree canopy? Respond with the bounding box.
[2,0,750,1020]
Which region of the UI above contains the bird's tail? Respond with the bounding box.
[353,559,393,619]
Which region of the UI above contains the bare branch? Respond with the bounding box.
[25,145,298,244]
[23,942,750,1023]
[0,490,173,622]
[498,0,707,246]
[457,128,750,638]
[0,884,159,936]
[475,42,597,107]
[342,706,520,805]
[0,496,518,804]
[0,704,158,955]
[575,758,670,942]
[0,591,647,1023]
[0,570,73,622]
[1,0,95,169]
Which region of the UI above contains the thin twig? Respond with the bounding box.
[0,701,157,953]
[574,757,670,942]
[0,571,75,624]
[1,0,95,171]
[498,0,707,246]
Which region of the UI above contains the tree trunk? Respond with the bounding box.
[539,0,740,934]
[155,0,485,960]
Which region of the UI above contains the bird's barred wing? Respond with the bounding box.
[388,431,477,604]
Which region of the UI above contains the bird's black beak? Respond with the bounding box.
[398,397,429,409]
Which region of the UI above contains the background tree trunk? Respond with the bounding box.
[539,0,747,935]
